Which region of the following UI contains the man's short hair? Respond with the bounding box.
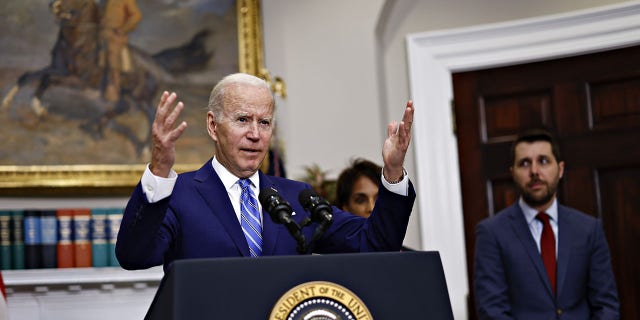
[207,73,272,119]
[510,128,562,165]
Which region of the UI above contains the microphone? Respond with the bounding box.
[298,189,333,225]
[258,188,307,254]
[298,189,334,253]
[258,187,295,225]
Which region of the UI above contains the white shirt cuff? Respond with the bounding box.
[381,169,409,196]
[141,164,178,203]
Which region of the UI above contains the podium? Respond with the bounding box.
[145,251,453,319]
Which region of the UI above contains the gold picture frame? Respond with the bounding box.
[0,0,265,196]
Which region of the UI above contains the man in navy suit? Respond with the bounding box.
[116,73,416,271]
[473,129,619,319]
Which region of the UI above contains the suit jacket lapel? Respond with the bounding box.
[193,161,250,256]
[556,205,571,298]
[507,204,555,296]
[258,172,283,255]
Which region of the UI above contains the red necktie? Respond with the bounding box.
[536,212,556,294]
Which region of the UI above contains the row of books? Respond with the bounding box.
[0,208,123,269]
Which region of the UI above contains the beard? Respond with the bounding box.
[518,179,559,208]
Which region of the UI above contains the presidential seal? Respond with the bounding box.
[269,281,373,320]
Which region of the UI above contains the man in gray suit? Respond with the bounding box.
[474,129,619,319]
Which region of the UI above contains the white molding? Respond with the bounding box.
[4,267,162,320]
[410,2,640,72]
[3,266,162,287]
[406,2,640,319]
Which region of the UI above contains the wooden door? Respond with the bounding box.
[453,45,640,320]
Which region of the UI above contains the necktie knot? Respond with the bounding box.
[536,212,550,224]
[239,178,252,190]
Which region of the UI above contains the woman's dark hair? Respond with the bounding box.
[335,158,382,209]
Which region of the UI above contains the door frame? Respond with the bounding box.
[406,2,640,318]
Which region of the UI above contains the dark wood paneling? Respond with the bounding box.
[481,91,552,142]
[589,77,640,130]
[598,166,640,320]
[489,177,517,215]
[553,82,589,134]
[561,166,597,217]
[562,132,640,167]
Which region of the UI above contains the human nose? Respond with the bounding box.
[529,162,540,176]
[366,198,375,213]
[246,121,259,139]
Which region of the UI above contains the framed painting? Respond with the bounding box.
[0,0,264,195]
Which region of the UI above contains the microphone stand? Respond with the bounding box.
[299,217,332,254]
[284,219,307,255]
[258,188,333,255]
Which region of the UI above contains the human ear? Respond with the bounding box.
[207,111,218,142]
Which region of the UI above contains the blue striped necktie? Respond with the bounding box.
[238,179,263,256]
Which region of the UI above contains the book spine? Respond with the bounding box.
[56,209,75,268]
[73,209,92,268]
[40,210,58,269]
[11,210,25,269]
[91,208,109,267]
[24,210,43,269]
[106,208,123,267]
[0,211,12,269]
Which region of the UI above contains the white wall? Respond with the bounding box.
[262,0,386,182]
[261,0,634,319]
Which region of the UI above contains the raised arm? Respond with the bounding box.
[381,100,414,182]
[149,91,188,177]
[116,92,187,269]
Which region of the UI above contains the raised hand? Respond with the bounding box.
[149,91,188,178]
[382,100,414,182]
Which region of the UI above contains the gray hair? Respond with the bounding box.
[207,73,272,120]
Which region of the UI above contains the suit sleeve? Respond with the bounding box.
[474,222,515,320]
[587,220,620,319]
[315,180,416,253]
[115,183,175,270]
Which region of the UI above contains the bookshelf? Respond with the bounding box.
[1,197,164,319]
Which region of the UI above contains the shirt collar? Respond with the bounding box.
[518,197,558,225]
[211,157,260,190]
